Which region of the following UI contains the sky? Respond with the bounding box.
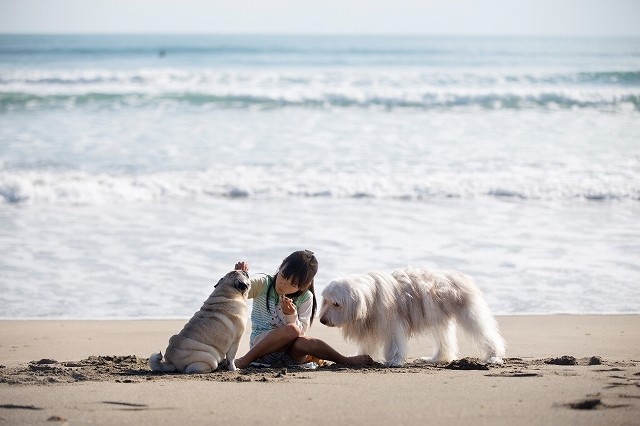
[0,0,639,36]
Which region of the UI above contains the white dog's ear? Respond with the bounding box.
[349,286,368,322]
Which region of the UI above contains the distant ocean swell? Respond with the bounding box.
[3,69,639,85]
[1,169,638,204]
[1,69,639,111]
[1,42,639,62]
[1,91,638,111]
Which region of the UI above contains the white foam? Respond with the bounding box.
[1,68,638,111]
[1,166,638,205]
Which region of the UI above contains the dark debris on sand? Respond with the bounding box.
[540,355,613,367]
[444,358,490,370]
[567,398,604,410]
[1,356,153,385]
[0,353,634,387]
[0,355,533,384]
[485,371,543,378]
[588,356,603,365]
[0,355,310,385]
[565,398,631,410]
[544,356,577,365]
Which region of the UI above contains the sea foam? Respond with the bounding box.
[1,69,638,111]
[1,168,638,205]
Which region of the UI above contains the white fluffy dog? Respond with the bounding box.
[319,267,505,367]
[149,270,250,373]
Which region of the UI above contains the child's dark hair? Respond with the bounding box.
[266,250,318,325]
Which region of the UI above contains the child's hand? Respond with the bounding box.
[280,295,296,315]
[235,261,249,272]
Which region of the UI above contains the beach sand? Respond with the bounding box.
[1,315,639,425]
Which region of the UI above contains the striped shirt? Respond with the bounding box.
[248,274,312,347]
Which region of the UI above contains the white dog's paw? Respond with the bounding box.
[487,356,504,365]
[385,358,406,368]
[418,356,441,364]
[227,360,237,371]
[418,355,456,364]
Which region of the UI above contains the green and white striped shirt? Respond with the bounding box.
[248,274,312,347]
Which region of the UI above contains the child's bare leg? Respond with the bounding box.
[288,336,373,366]
[235,324,301,369]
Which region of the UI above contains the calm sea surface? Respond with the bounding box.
[1,35,639,318]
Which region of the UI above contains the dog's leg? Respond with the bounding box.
[226,339,241,371]
[421,320,457,363]
[384,325,408,367]
[185,361,215,374]
[455,296,506,364]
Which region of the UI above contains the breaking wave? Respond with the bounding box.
[1,168,638,205]
[1,69,639,111]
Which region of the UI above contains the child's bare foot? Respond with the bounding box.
[234,356,249,369]
[342,354,374,366]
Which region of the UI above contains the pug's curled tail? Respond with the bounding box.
[149,351,177,372]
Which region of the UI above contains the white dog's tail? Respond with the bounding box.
[149,351,177,372]
[453,274,506,363]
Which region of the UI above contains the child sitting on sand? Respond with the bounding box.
[233,250,372,369]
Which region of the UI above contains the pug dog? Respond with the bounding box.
[149,270,250,373]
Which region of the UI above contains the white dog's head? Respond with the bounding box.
[319,277,369,327]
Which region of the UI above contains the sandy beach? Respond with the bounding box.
[1,315,639,425]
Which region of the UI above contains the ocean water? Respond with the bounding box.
[1,35,639,319]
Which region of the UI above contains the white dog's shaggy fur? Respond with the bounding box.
[149,270,250,374]
[319,267,505,367]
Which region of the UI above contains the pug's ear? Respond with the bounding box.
[214,277,224,288]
